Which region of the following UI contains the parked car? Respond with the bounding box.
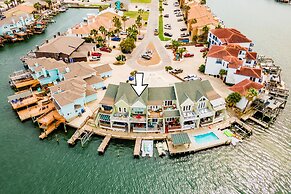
[91,52,102,57]
[120,31,127,35]
[111,37,121,41]
[89,56,100,61]
[145,50,153,56]
[164,26,171,30]
[100,47,112,53]
[165,44,172,49]
[180,33,189,37]
[164,14,169,18]
[200,47,209,52]
[170,68,183,74]
[174,9,180,12]
[177,18,184,22]
[163,2,168,5]
[176,14,183,17]
[154,28,159,36]
[180,28,187,31]
[184,53,194,58]
[184,74,199,81]
[173,2,179,6]
[138,35,144,40]
[195,43,204,47]
[164,32,173,37]
[164,24,171,27]
[141,54,152,60]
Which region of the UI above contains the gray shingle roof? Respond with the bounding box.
[171,133,191,146]
[148,86,176,105]
[99,84,119,106]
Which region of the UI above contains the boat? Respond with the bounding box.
[59,7,67,13]
[141,140,154,157]
[156,141,168,156]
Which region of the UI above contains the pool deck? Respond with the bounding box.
[167,129,231,155]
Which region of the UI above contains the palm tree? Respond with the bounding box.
[33,2,42,12]
[121,15,127,31]
[106,30,114,47]
[171,39,181,53]
[177,47,186,59]
[135,18,142,35]
[4,0,11,9]
[182,5,190,20]
[45,0,52,9]
[226,92,242,107]
[90,29,98,42]
[112,16,122,33]
[137,9,144,16]
[96,35,104,47]
[99,26,107,36]
[136,14,142,22]
[244,88,258,112]
[126,25,138,40]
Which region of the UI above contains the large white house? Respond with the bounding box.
[208,28,254,50]
[205,44,263,85]
[229,79,264,110]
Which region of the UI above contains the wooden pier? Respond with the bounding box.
[249,117,269,128]
[17,102,54,121]
[98,135,111,155]
[134,138,142,158]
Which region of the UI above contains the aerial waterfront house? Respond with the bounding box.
[208,28,254,50]
[49,78,98,121]
[186,2,219,40]
[0,13,35,36]
[205,44,262,85]
[67,8,123,38]
[24,58,67,86]
[34,36,95,62]
[229,79,264,110]
[97,80,226,133]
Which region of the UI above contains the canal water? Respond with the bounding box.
[0,1,290,193]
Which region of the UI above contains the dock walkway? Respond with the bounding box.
[134,138,142,157]
[98,135,111,154]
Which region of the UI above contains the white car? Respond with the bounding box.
[89,56,100,61]
[184,74,199,81]
[120,31,127,35]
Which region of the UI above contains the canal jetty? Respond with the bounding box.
[98,135,111,155]
[134,138,142,158]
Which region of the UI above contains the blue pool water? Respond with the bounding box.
[194,132,219,144]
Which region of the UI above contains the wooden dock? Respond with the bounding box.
[67,127,87,145]
[17,102,54,121]
[249,117,269,128]
[134,138,142,158]
[98,135,111,155]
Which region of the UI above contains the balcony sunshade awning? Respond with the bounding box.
[171,133,191,146]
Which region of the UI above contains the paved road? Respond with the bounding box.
[126,0,172,71]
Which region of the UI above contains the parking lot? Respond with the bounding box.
[162,0,188,40]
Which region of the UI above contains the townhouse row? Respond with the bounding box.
[96,80,226,133]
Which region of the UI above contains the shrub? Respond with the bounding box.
[199,64,205,73]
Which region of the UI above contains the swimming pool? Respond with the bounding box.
[194,132,219,144]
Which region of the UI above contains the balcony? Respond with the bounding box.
[182,111,198,120]
[198,108,214,118]
[130,114,147,123]
[163,105,177,111]
[148,110,163,118]
[111,112,129,122]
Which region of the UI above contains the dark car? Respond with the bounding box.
[164,14,169,18]
[100,47,112,53]
[180,33,189,37]
[200,47,209,52]
[111,37,121,41]
[91,52,102,57]
[177,18,184,22]
[164,32,172,37]
[180,28,187,31]
[165,44,172,49]
[163,2,168,5]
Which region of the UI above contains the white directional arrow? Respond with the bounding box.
[131,72,148,97]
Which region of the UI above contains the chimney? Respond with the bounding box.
[54,34,57,38]
[45,39,49,43]
[57,32,61,36]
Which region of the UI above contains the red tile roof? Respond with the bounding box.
[210,28,252,44]
[229,79,263,96]
[207,45,257,68]
[235,66,262,78]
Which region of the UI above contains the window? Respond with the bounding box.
[166,118,173,122]
[198,101,206,109]
[246,60,252,64]
[216,59,222,64]
[183,105,191,111]
[164,100,172,106]
[118,107,122,112]
[123,108,127,112]
[152,119,158,123]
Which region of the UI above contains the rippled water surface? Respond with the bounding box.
[0,2,290,193]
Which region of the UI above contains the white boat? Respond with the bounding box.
[156,141,168,156]
[141,140,153,157]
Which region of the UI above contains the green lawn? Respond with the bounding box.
[124,11,150,21]
[158,15,171,41]
[130,0,152,3]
